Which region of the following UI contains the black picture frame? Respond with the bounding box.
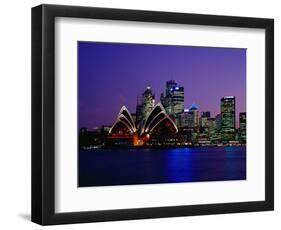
[31,4,274,225]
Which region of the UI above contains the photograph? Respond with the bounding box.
[30,4,274,225]
[78,41,247,187]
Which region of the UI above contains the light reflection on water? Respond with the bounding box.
[165,149,193,183]
[79,147,246,187]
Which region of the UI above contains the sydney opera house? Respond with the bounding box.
[107,103,179,147]
[79,81,246,149]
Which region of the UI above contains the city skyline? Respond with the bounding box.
[78,41,246,129]
[79,83,246,148]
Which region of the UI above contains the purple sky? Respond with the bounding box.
[78,42,246,129]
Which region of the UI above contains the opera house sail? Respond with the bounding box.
[108,103,178,147]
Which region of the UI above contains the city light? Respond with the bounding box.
[79,80,246,149]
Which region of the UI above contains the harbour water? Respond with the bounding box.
[78,146,246,187]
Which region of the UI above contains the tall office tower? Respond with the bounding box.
[179,109,189,128]
[215,114,221,130]
[220,96,236,142]
[239,112,246,143]
[200,111,211,128]
[135,95,143,128]
[207,118,216,130]
[161,80,184,115]
[137,86,155,128]
[187,103,199,128]
[165,80,178,95]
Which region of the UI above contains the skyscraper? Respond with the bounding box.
[200,111,211,128]
[135,95,143,128]
[179,109,189,128]
[220,96,236,142]
[215,114,221,130]
[187,103,199,128]
[136,86,155,129]
[239,112,246,143]
[161,80,184,115]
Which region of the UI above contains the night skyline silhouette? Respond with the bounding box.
[78,41,246,129]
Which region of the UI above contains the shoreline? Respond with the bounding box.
[80,144,246,151]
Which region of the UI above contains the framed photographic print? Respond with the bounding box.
[31,4,274,225]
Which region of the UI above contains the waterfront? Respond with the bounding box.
[78,146,246,187]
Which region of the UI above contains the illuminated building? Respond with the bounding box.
[221,96,236,142]
[179,109,189,128]
[109,106,137,135]
[144,105,181,146]
[142,85,155,119]
[215,114,221,130]
[198,112,216,145]
[239,112,246,143]
[136,86,155,129]
[200,111,211,128]
[109,103,178,146]
[187,103,199,128]
[178,104,199,144]
[207,118,216,130]
[79,76,246,148]
[161,80,184,115]
[135,95,143,128]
